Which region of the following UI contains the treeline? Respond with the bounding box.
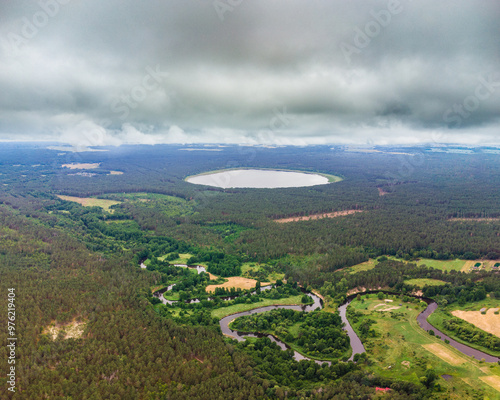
[315,260,497,303]
[441,315,500,352]
[0,205,269,399]
[4,145,497,267]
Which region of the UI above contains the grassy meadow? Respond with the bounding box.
[348,294,500,399]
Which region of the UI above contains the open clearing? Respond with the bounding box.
[274,209,363,223]
[451,309,500,337]
[343,259,376,274]
[109,171,124,175]
[62,163,100,169]
[422,343,466,366]
[479,376,500,392]
[206,276,269,292]
[56,195,121,212]
[44,320,86,340]
[404,278,446,287]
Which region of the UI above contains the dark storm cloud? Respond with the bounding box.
[0,0,499,146]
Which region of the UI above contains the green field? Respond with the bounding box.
[344,259,376,274]
[347,257,495,275]
[414,258,467,272]
[158,253,193,263]
[404,278,447,287]
[211,295,304,319]
[348,294,500,399]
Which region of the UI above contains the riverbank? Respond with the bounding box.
[348,293,500,398]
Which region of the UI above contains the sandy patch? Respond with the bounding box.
[346,287,366,296]
[62,163,100,170]
[274,209,363,223]
[44,320,86,340]
[385,299,393,302]
[206,277,269,292]
[109,171,124,175]
[311,290,325,301]
[381,306,400,311]
[346,286,382,296]
[378,187,389,196]
[479,376,500,392]
[373,303,400,311]
[401,361,410,369]
[422,343,466,365]
[451,309,500,337]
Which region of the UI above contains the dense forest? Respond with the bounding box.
[0,143,499,399]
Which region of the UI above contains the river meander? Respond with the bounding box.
[150,265,499,364]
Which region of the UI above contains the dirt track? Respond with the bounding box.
[274,209,363,223]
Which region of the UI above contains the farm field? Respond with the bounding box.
[451,308,500,338]
[348,294,500,399]
[206,276,268,292]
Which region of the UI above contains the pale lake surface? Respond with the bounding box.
[186,169,330,188]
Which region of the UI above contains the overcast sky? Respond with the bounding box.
[0,0,499,147]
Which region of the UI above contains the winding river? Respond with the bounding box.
[150,265,499,364]
[417,301,499,363]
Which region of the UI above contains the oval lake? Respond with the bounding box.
[186,169,334,189]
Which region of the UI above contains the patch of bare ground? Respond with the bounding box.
[274,209,363,223]
[206,277,269,292]
[346,286,382,296]
[380,306,400,311]
[109,171,124,175]
[451,309,500,337]
[43,319,86,340]
[378,187,389,196]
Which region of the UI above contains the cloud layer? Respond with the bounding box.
[1,0,499,146]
